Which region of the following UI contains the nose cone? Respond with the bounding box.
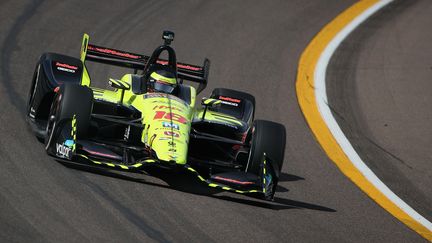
[140,95,192,165]
[148,120,189,165]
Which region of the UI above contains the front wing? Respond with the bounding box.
[48,115,277,200]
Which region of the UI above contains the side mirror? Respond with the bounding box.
[201,98,221,120]
[201,97,221,108]
[109,78,130,104]
[109,78,130,90]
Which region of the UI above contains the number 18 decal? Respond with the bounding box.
[154,111,187,124]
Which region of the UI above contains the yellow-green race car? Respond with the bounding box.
[27,31,286,200]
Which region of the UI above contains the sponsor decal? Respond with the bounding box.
[55,62,78,70]
[164,131,180,137]
[220,100,239,107]
[55,62,78,73]
[162,121,180,130]
[168,141,176,147]
[56,142,71,158]
[145,93,168,99]
[124,126,130,140]
[147,95,189,106]
[218,96,241,103]
[168,148,177,152]
[155,127,180,131]
[156,60,202,71]
[87,45,141,59]
[153,111,188,124]
[158,137,186,143]
[57,67,76,73]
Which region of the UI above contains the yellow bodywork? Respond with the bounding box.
[91,74,196,165]
[78,32,240,166]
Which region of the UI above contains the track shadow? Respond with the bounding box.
[279,172,305,182]
[273,197,336,212]
[211,195,336,212]
[276,185,289,193]
[58,160,220,196]
[58,161,172,190]
[58,161,336,212]
[144,166,221,195]
[275,172,304,192]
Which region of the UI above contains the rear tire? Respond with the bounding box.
[27,64,41,116]
[45,84,93,149]
[246,120,286,177]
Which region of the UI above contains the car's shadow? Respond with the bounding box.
[58,160,336,212]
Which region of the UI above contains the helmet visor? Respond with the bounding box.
[152,80,175,94]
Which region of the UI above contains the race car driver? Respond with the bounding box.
[147,68,178,95]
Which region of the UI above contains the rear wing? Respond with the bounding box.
[80,34,209,94]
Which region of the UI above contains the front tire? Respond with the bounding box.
[45,84,93,149]
[246,120,286,177]
[27,63,43,116]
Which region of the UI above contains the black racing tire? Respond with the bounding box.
[45,84,93,148]
[246,120,286,177]
[27,63,42,116]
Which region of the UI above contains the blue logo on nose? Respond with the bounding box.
[64,139,74,148]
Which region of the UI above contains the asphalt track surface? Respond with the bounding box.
[327,0,432,226]
[0,1,427,242]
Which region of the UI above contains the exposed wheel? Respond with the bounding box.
[27,64,41,115]
[45,84,93,149]
[246,120,286,177]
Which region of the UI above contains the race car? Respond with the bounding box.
[26,31,286,200]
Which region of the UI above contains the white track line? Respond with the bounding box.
[315,0,432,231]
